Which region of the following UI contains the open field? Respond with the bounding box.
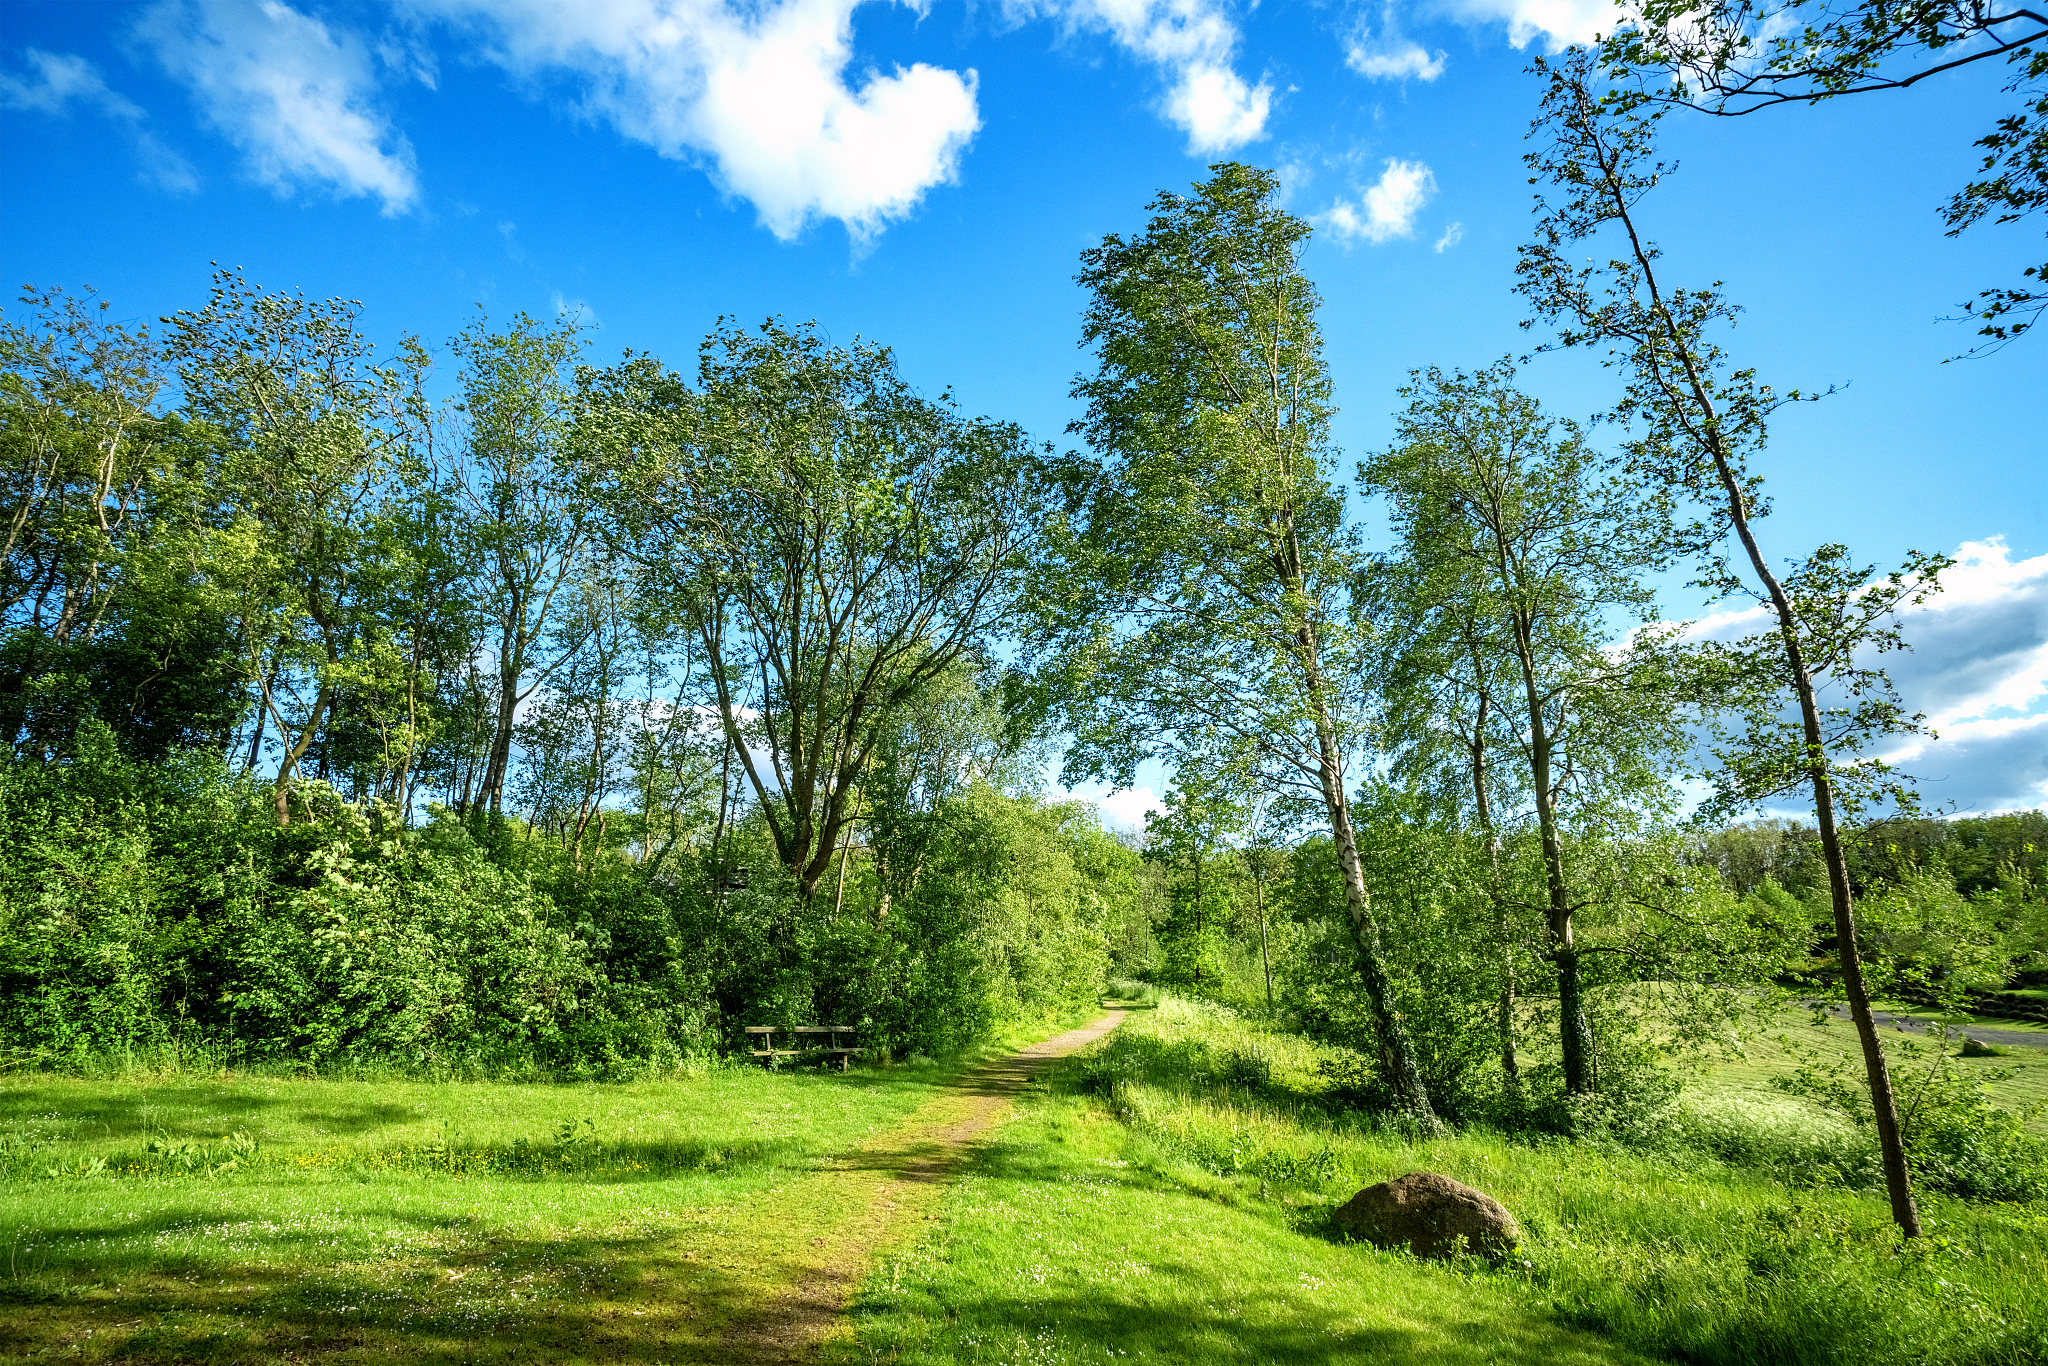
[0,1005,1108,1365]
[5,1001,2047,1366]
[1702,1002,2048,1133]
[0,1060,967,1363]
[839,999,2048,1366]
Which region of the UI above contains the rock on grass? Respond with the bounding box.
[1334,1172,1521,1260]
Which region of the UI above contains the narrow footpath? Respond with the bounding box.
[686,1010,1128,1364]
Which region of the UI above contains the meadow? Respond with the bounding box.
[0,1056,972,1363]
[838,998,2048,1366]
[6,997,2046,1365]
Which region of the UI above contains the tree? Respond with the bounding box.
[584,320,1048,900]
[861,656,1027,921]
[450,311,600,816]
[1602,0,2048,348]
[1518,48,1950,1233]
[1,286,167,652]
[1028,162,1439,1126]
[165,270,421,824]
[1366,363,1681,1095]
[1143,777,1244,991]
[1371,552,1528,1093]
[0,286,245,761]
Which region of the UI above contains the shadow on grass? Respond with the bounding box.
[0,1086,424,1140]
[844,1279,1633,1366]
[0,1199,851,1364]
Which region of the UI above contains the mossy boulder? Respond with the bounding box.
[1334,1171,1520,1260]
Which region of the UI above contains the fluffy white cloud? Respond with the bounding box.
[1,48,198,192]
[1680,540,2048,814]
[1014,0,1271,153]
[1443,0,1623,51]
[137,0,418,213]
[1318,157,1436,244]
[1433,220,1463,251]
[419,0,979,241]
[1345,5,1445,80]
[1348,39,1446,80]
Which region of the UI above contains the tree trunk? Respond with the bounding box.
[1467,692,1520,1095]
[1305,682,1437,1125]
[269,685,332,828]
[1255,866,1273,1009]
[1512,622,1594,1094]
[1711,459,1923,1236]
[481,652,519,815]
[1283,522,1437,1126]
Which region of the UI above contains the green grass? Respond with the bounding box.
[1101,978,1160,1010]
[9,1002,2047,1365]
[0,1059,967,1363]
[1705,1004,2048,1132]
[0,1003,1116,1364]
[836,998,2048,1366]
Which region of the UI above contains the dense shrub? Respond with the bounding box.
[0,731,1126,1074]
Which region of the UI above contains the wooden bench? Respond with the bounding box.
[745,1024,863,1071]
[743,1025,799,1067]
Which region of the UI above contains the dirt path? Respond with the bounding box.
[710,1009,1127,1364]
[1816,1002,2048,1049]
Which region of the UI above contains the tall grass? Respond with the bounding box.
[1030,996,2048,1366]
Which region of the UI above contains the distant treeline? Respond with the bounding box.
[1698,813,2048,902]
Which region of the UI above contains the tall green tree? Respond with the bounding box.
[1367,363,1681,1095]
[1519,48,1950,1232]
[1028,162,1438,1125]
[584,320,1048,900]
[1,286,244,760]
[166,271,422,824]
[451,311,600,816]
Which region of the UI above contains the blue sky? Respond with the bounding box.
[4,0,2044,821]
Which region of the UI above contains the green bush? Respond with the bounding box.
[0,737,1126,1075]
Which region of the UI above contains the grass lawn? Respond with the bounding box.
[7,1002,2046,1366]
[0,1058,971,1364]
[836,999,2048,1366]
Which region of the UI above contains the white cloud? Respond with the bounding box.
[1064,781,1164,833]
[1445,0,1623,51]
[1678,539,2048,814]
[419,0,979,242]
[1880,715,2048,816]
[1318,157,1436,244]
[1433,220,1463,251]
[1345,5,1445,81]
[1,48,198,193]
[1013,1,1271,153]
[1,48,142,118]
[137,0,418,213]
[1348,40,1446,80]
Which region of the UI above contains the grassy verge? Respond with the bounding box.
[837,998,2048,1366]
